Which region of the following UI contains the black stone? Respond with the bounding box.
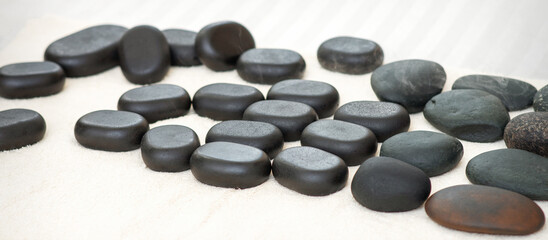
[117,84,191,123]
[452,75,537,111]
[44,24,127,77]
[162,29,201,66]
[0,61,65,99]
[424,89,510,142]
[301,119,377,166]
[380,131,463,176]
[351,156,431,212]
[195,21,255,71]
[272,146,348,196]
[205,120,283,159]
[371,59,446,113]
[237,48,305,84]
[533,85,548,112]
[0,109,46,151]
[74,110,149,152]
[118,25,170,84]
[317,36,383,75]
[190,142,271,189]
[334,101,410,142]
[193,83,264,121]
[267,79,339,118]
[504,112,548,157]
[243,100,318,141]
[141,125,200,172]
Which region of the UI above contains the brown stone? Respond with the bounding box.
[504,112,548,157]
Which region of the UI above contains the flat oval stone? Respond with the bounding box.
[195,21,255,71]
[162,29,201,66]
[141,125,200,172]
[74,110,149,152]
[205,120,283,159]
[236,48,305,84]
[118,25,170,84]
[301,119,377,166]
[334,101,410,142]
[243,100,318,141]
[190,142,270,189]
[0,109,46,151]
[117,84,191,123]
[0,61,65,99]
[193,83,264,120]
[371,59,446,113]
[424,89,510,142]
[452,75,537,111]
[533,84,548,112]
[425,185,545,235]
[351,156,431,212]
[317,36,383,75]
[272,146,348,196]
[266,79,339,118]
[504,112,548,157]
[380,131,463,176]
[44,24,127,77]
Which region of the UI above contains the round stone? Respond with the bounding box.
[504,112,548,157]
[533,85,548,112]
[193,83,264,121]
[317,36,383,75]
[162,29,201,66]
[0,109,46,151]
[237,48,305,84]
[0,61,65,99]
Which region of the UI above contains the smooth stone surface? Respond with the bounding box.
[351,157,431,212]
[424,89,510,142]
[267,79,339,118]
[371,59,446,113]
[118,84,191,123]
[190,142,270,189]
[452,74,537,111]
[205,120,284,159]
[237,48,305,84]
[334,101,410,142]
[272,146,348,196]
[74,110,149,152]
[0,109,46,151]
[533,84,548,112]
[193,83,264,120]
[301,119,377,166]
[0,61,65,99]
[243,100,318,141]
[118,25,170,84]
[380,131,463,177]
[317,36,383,75]
[504,112,548,157]
[162,29,201,66]
[425,185,545,235]
[141,125,200,172]
[195,21,255,71]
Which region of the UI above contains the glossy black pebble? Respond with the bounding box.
[162,29,201,66]
[504,112,548,157]
[44,24,127,77]
[206,120,284,159]
[141,125,200,172]
[190,142,271,189]
[237,48,305,84]
[272,146,348,196]
[118,84,191,123]
[193,83,264,121]
[74,110,149,152]
[317,36,383,75]
[0,61,65,99]
[301,119,377,166]
[0,109,46,151]
[118,25,170,84]
[351,156,431,212]
[533,85,548,112]
[267,79,339,118]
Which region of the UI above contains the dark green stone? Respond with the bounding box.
[533,85,548,112]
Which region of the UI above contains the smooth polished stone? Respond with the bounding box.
[193,83,264,120]
[74,110,149,152]
[504,112,548,157]
[0,109,46,151]
[423,90,510,142]
[162,29,201,66]
[371,59,446,113]
[190,142,271,189]
[272,146,348,196]
[317,36,383,74]
[266,79,339,118]
[117,84,191,123]
[237,48,305,84]
[301,119,377,166]
[333,101,410,142]
[533,85,548,112]
[425,185,545,235]
[0,61,65,99]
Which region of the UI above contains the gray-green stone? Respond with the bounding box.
[534,85,548,112]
